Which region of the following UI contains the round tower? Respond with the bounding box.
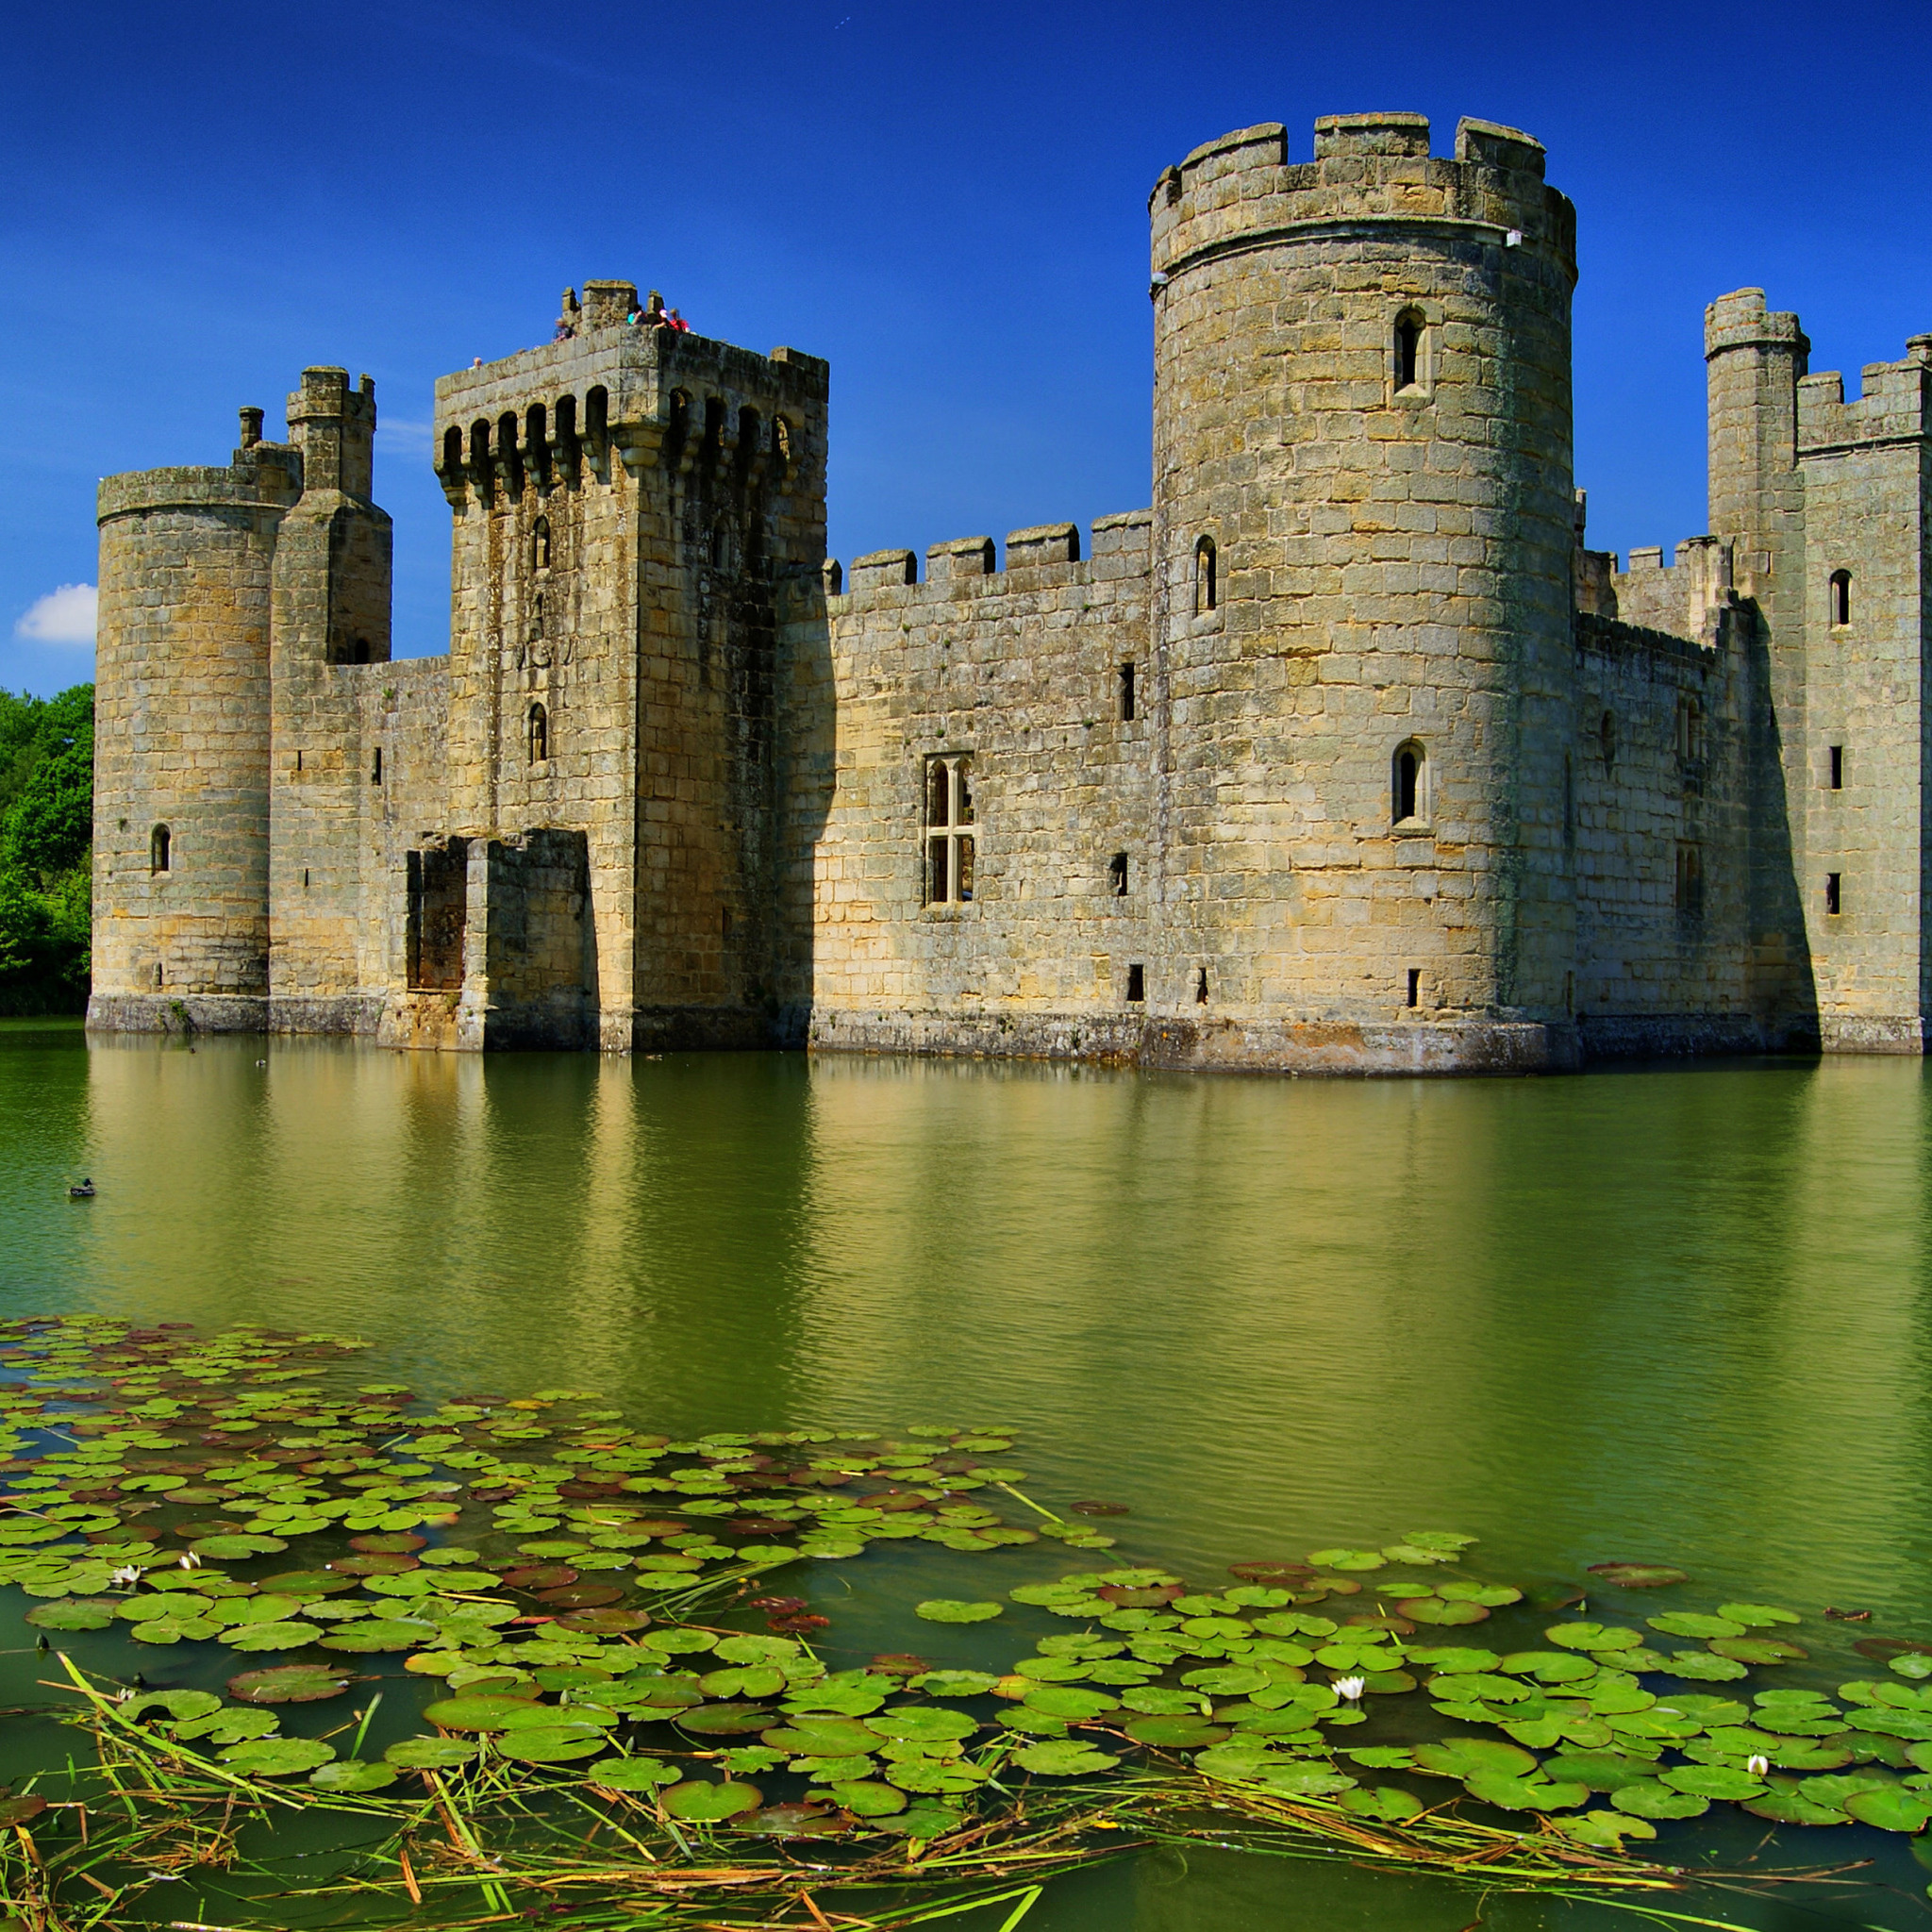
[89,422,301,1031]
[1147,112,1579,1066]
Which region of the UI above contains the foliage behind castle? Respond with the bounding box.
[84,114,1932,1070]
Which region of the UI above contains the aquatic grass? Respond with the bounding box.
[0,1312,1923,1929]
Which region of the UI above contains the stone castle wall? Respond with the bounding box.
[86,116,1932,1069]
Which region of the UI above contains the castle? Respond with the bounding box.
[86,113,1932,1072]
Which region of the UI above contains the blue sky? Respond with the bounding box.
[4,0,1929,695]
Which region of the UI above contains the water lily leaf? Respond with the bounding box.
[1717,1602,1801,1627]
[131,1614,219,1643]
[1341,1786,1426,1822]
[820,1777,903,1815]
[1307,1548,1383,1571]
[190,1534,288,1558]
[228,1666,356,1704]
[913,1599,1002,1624]
[1400,1598,1488,1626]
[1709,1637,1807,1664]
[762,1717,885,1757]
[1022,1686,1119,1719]
[0,1797,47,1827]
[350,1532,425,1554]
[585,1756,679,1790]
[677,1703,777,1736]
[913,1671,1001,1698]
[1123,1714,1229,1749]
[660,1779,762,1821]
[1611,1780,1709,1819]
[25,1598,115,1630]
[1661,1764,1767,1800]
[1541,1751,1657,1792]
[124,1690,224,1723]
[560,1607,655,1635]
[876,1801,966,1838]
[1121,1687,1206,1716]
[1412,1738,1539,1780]
[1495,1650,1595,1683]
[1465,1773,1590,1812]
[1546,1623,1641,1652]
[884,1757,987,1794]
[1587,1563,1688,1589]
[224,1620,322,1651]
[309,1759,398,1791]
[258,1571,356,1596]
[1647,1611,1743,1639]
[1741,1781,1851,1826]
[384,1737,481,1769]
[1551,1808,1657,1847]
[869,1705,979,1742]
[321,1621,431,1652]
[498,1724,608,1763]
[1008,1738,1118,1775]
[422,1694,544,1732]
[1655,1649,1748,1681]
[535,1584,624,1610]
[220,1737,335,1777]
[1844,1785,1932,1832]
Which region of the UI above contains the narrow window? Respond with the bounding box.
[528,702,549,764]
[371,745,383,785]
[532,516,551,572]
[1108,852,1128,896]
[1562,754,1574,848]
[1126,963,1145,1003]
[1600,708,1617,771]
[1676,696,1704,763]
[1564,971,1574,1014]
[1826,872,1842,916]
[1829,744,1844,790]
[1406,968,1421,1008]
[1194,967,1208,1004]
[924,755,975,906]
[1674,842,1704,917]
[1119,661,1137,722]
[1194,536,1217,614]
[442,425,464,476]
[722,908,733,940]
[1394,308,1424,391]
[150,824,171,874]
[303,868,309,890]
[295,749,302,773]
[1829,570,1851,627]
[1393,741,1425,824]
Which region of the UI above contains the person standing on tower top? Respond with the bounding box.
[667,308,690,333]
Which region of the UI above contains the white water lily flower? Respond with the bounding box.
[1746,1754,1770,1776]
[109,1564,142,1587]
[177,1551,202,1570]
[1333,1674,1367,1702]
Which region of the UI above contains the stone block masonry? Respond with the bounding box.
[86,118,1932,1067]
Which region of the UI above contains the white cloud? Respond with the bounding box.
[15,583,98,645]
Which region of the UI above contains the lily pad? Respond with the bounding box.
[1844,1785,1932,1832]
[1123,1714,1229,1749]
[586,1757,679,1790]
[1611,1780,1709,1819]
[25,1598,116,1630]
[1541,1751,1657,1792]
[1717,1602,1801,1627]
[189,1535,288,1558]
[1015,1740,1119,1775]
[321,1621,431,1653]
[224,1620,322,1651]
[422,1694,544,1732]
[1709,1637,1807,1664]
[1400,1598,1488,1626]
[384,1737,481,1769]
[761,1718,883,1757]
[677,1703,777,1736]
[825,1778,907,1815]
[498,1724,608,1763]
[660,1778,762,1822]
[1587,1563,1688,1589]
[869,1705,979,1742]
[913,1599,1003,1624]
[350,1532,425,1553]
[534,1583,625,1609]
[1647,1611,1743,1639]
[220,1737,336,1777]
[309,1759,399,1791]
[1546,1623,1641,1653]
[1465,1773,1590,1812]
[228,1665,356,1704]
[1413,1738,1539,1779]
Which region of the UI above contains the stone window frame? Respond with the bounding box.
[1390,301,1441,403]
[1193,535,1218,616]
[1391,738,1431,833]
[924,753,975,909]
[528,701,549,766]
[1674,841,1705,920]
[150,824,171,875]
[1828,569,1851,629]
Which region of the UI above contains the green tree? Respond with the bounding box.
[0,683,92,1013]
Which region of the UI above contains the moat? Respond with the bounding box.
[5,1024,1932,1927]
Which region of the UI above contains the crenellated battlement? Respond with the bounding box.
[829,511,1151,615]
[1797,340,1932,454]
[1148,112,1574,287]
[1607,535,1736,647]
[432,286,827,505]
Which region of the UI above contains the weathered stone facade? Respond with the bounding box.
[88,115,1932,1070]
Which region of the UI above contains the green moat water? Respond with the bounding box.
[4,1022,1932,1928]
